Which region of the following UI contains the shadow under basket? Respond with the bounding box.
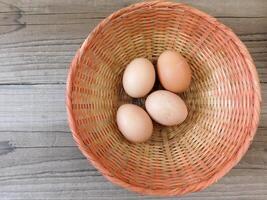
[66,1,261,196]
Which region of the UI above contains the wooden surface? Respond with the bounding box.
[0,0,266,199]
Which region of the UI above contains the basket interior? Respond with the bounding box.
[70,4,256,191]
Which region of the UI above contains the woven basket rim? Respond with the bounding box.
[66,0,261,196]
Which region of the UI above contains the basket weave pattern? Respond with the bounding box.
[66,1,261,196]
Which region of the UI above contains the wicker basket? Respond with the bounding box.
[66,1,261,196]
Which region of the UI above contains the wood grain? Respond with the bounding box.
[0,1,266,84]
[0,84,266,132]
[0,0,266,199]
[1,0,267,17]
[0,145,266,200]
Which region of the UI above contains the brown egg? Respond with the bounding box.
[157,50,191,93]
[123,58,155,98]
[116,104,153,143]
[145,90,188,126]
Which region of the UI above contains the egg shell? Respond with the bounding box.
[123,58,155,98]
[145,90,188,126]
[157,50,192,93]
[116,104,153,143]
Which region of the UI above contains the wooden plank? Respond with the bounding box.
[0,129,266,169]
[0,20,266,84]
[0,131,266,200]
[0,131,266,199]
[0,0,267,84]
[0,0,266,85]
[0,84,266,132]
[0,162,266,200]
[0,126,265,148]
[220,18,267,36]
[0,0,267,17]
[0,85,68,132]
[1,10,267,28]
[0,131,75,148]
[0,127,266,181]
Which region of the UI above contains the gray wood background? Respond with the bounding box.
[0,0,266,199]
